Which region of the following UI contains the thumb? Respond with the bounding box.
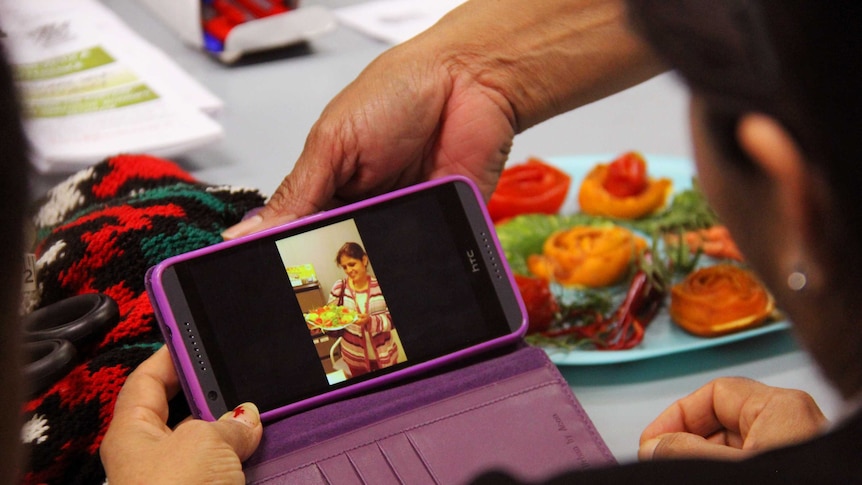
[221,156,336,241]
[639,433,750,462]
[213,402,264,462]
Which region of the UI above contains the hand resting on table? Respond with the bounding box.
[639,377,828,462]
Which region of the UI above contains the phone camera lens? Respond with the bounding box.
[207,390,218,401]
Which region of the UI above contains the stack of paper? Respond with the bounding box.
[0,0,223,173]
[334,0,466,45]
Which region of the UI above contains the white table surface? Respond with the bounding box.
[35,0,842,466]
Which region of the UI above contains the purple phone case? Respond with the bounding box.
[145,176,527,422]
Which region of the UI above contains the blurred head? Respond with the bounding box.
[626,0,862,397]
[0,41,31,481]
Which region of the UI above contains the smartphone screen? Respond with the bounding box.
[149,177,525,420]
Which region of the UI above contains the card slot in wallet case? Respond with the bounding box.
[243,344,616,484]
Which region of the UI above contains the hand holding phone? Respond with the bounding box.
[146,176,526,422]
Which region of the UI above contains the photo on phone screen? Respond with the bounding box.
[275,220,408,385]
[147,177,526,421]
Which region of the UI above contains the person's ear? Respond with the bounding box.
[735,113,807,230]
[736,113,825,287]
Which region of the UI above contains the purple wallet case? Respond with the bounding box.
[243,344,616,484]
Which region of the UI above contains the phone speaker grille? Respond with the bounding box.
[480,231,505,280]
[184,321,208,373]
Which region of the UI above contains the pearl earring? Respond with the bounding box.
[787,269,807,291]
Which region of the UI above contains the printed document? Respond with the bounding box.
[0,0,223,173]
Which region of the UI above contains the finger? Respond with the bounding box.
[707,377,826,446]
[221,167,329,240]
[111,346,180,429]
[640,377,762,443]
[705,429,744,449]
[212,402,264,461]
[222,98,372,240]
[640,383,726,443]
[639,432,750,462]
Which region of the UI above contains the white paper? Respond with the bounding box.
[334,0,466,45]
[0,0,224,173]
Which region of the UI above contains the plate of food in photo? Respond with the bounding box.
[305,303,359,331]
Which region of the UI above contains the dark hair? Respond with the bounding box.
[626,0,862,287]
[335,242,367,265]
[0,39,31,481]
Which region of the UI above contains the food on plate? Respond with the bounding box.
[538,267,667,350]
[526,225,647,287]
[494,184,717,277]
[494,154,778,352]
[305,303,359,330]
[665,225,744,262]
[578,152,673,219]
[669,264,775,337]
[487,158,571,223]
[514,274,560,334]
[603,151,649,197]
[627,181,720,235]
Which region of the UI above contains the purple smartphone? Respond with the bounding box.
[145,176,526,422]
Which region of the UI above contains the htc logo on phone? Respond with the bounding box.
[466,249,481,273]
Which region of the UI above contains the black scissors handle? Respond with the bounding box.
[22,293,119,396]
[24,339,76,397]
[23,293,118,346]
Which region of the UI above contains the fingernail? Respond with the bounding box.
[638,438,660,461]
[221,402,260,428]
[222,214,263,240]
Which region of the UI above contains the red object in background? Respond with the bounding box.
[213,0,253,24]
[602,151,649,198]
[203,0,291,43]
[487,158,571,223]
[514,274,559,334]
[236,0,289,17]
[203,16,233,42]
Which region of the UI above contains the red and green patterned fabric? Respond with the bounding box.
[20,154,265,484]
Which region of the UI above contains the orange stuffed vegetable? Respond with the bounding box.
[669,264,774,337]
[578,152,672,219]
[527,225,647,287]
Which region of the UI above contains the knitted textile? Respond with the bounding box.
[21,154,266,484]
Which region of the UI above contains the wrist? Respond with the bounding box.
[427,0,664,131]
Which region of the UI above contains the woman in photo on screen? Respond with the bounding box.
[330,242,400,377]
